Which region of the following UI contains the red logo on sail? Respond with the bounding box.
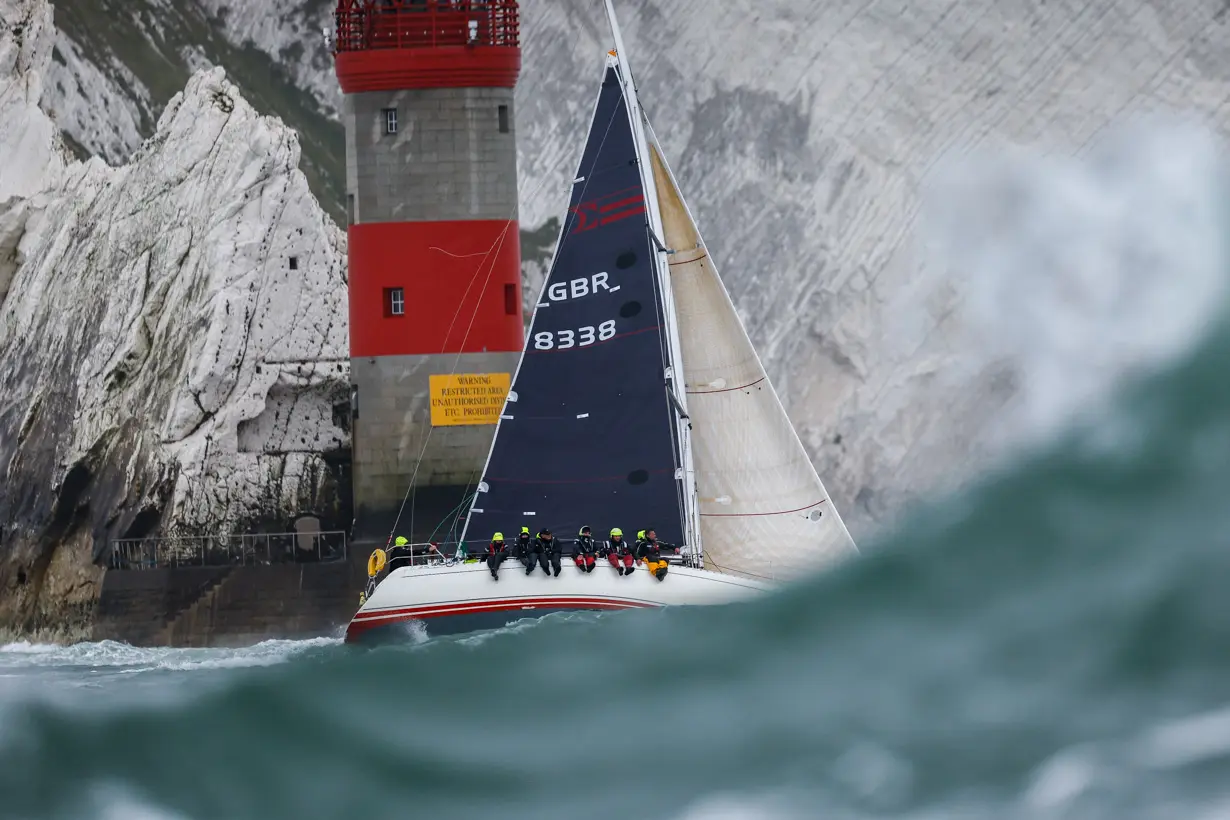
[570,187,646,233]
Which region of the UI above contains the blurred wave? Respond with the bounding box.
[2,127,1229,820]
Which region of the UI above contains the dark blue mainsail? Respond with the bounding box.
[464,66,685,547]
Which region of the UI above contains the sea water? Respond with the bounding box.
[2,126,1229,819]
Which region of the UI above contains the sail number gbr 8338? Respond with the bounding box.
[533,272,623,350]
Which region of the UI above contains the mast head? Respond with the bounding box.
[333,0,521,92]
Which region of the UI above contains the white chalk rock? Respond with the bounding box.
[0,61,350,557]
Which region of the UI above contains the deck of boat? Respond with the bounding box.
[345,559,769,642]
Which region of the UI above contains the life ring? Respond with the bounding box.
[367,548,387,577]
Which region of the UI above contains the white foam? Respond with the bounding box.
[1022,702,1230,812]
[1023,745,1101,810]
[0,641,62,655]
[673,794,803,820]
[924,123,1230,451]
[1131,705,1230,771]
[90,785,189,820]
[0,637,340,672]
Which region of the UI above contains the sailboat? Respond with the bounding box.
[344,0,857,644]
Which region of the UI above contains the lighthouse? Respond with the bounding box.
[333,0,523,541]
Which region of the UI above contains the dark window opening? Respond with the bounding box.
[498,104,510,134]
[289,256,299,271]
[504,283,517,315]
[382,107,398,135]
[347,194,355,226]
[384,287,405,318]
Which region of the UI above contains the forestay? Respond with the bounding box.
[463,66,685,546]
[646,136,858,580]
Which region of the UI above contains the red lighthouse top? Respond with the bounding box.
[334,0,521,93]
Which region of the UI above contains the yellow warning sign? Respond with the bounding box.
[429,373,511,427]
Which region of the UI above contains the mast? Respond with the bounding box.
[602,0,703,559]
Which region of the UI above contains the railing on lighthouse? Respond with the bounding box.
[333,0,521,91]
[334,0,520,53]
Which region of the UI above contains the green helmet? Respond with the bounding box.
[637,530,645,540]
[394,536,409,547]
[493,532,504,541]
[520,526,530,534]
[610,528,622,537]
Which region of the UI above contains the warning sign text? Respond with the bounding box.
[429,373,511,427]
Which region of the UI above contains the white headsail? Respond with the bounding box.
[644,131,858,580]
[603,0,703,554]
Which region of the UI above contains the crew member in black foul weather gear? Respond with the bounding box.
[638,527,669,580]
[605,528,635,576]
[486,533,508,581]
[515,527,536,574]
[573,526,597,572]
[386,536,415,572]
[536,529,561,577]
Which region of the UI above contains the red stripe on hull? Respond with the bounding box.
[349,220,523,357]
[345,596,655,641]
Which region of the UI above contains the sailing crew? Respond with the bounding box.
[514,526,533,571]
[536,528,562,577]
[486,532,508,581]
[518,526,541,575]
[386,535,415,572]
[605,528,635,576]
[573,526,597,573]
[638,527,669,581]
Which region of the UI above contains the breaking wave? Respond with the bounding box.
[2,126,1230,819]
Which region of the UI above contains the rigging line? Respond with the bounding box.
[425,87,626,524]
[428,246,491,259]
[436,84,625,367]
[383,105,617,546]
[701,552,777,583]
[639,148,688,546]
[386,67,627,547]
[428,492,475,543]
[686,377,765,395]
[386,222,514,546]
[698,499,827,518]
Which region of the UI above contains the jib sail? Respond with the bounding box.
[462,65,685,547]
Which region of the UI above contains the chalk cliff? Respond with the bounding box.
[0,0,349,636]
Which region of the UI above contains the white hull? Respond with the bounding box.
[345,560,770,642]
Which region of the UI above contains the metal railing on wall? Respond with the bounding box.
[334,0,520,53]
[108,531,349,571]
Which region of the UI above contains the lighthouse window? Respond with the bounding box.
[498,105,510,134]
[385,287,405,317]
[383,107,398,135]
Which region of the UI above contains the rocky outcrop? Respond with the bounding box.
[0,2,349,636]
[0,0,65,202]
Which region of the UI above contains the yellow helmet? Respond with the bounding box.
[637,530,645,540]
[493,532,504,541]
[610,527,623,537]
[394,536,409,547]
